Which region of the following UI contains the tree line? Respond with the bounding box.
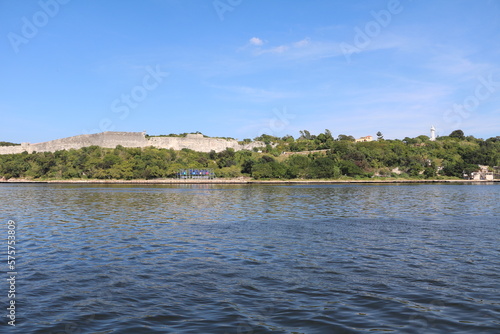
[0,130,499,180]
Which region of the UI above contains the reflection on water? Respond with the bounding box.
[1,183,499,333]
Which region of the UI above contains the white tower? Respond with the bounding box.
[430,125,436,141]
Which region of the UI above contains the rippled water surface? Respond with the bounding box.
[1,183,499,333]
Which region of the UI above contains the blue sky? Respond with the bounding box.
[1,0,499,143]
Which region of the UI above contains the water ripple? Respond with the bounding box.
[0,183,499,333]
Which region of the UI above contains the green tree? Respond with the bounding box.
[449,129,465,140]
[299,130,312,140]
[310,157,340,179]
[337,134,355,141]
[339,160,364,177]
[285,154,311,178]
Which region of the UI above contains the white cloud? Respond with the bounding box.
[257,38,310,55]
[264,45,289,54]
[251,37,344,60]
[293,38,310,48]
[425,51,491,78]
[249,37,264,46]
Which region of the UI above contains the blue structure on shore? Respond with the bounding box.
[177,169,215,179]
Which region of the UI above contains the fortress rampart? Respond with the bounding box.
[0,132,264,155]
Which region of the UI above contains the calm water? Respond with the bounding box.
[1,183,499,333]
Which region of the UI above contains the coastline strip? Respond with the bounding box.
[0,179,498,184]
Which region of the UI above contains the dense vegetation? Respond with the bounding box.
[145,131,207,138]
[0,142,20,147]
[0,130,499,180]
[146,131,239,141]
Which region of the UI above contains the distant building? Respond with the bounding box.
[355,135,373,143]
[466,172,494,181]
[463,165,494,180]
[430,126,436,141]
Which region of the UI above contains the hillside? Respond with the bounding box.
[0,130,499,180]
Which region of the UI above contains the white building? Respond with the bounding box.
[355,135,374,143]
[430,125,436,141]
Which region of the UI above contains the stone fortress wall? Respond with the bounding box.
[0,132,265,155]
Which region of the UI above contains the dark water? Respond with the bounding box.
[1,183,499,333]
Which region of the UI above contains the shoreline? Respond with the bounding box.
[1,178,498,185]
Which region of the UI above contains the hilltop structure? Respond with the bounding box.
[355,135,373,143]
[463,165,494,180]
[0,131,264,155]
[430,125,436,141]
